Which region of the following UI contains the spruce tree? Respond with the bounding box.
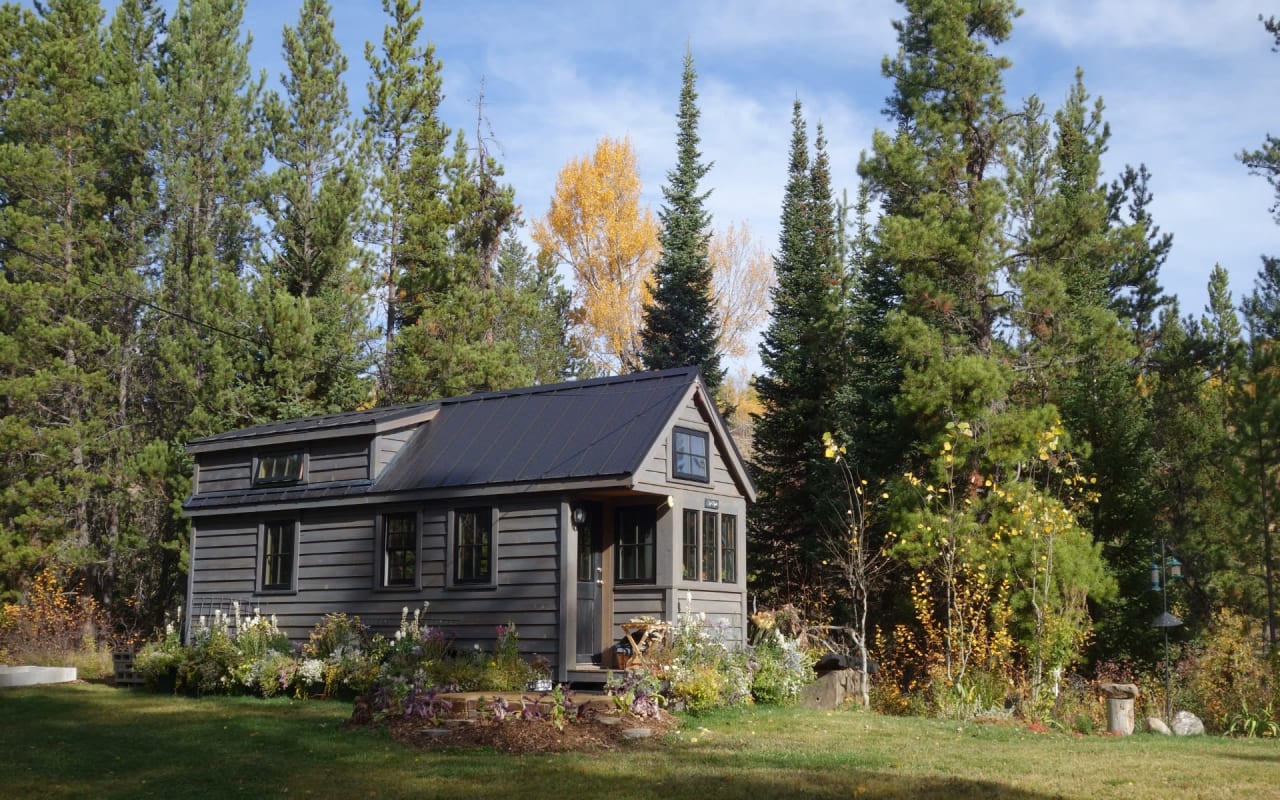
[640,50,723,396]
[750,102,850,611]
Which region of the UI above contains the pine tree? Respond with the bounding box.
[0,0,117,596]
[364,0,446,401]
[257,0,371,419]
[749,102,850,612]
[494,233,582,384]
[640,50,723,396]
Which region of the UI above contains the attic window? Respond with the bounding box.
[254,452,305,486]
[672,428,709,483]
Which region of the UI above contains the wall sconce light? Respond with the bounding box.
[571,506,587,526]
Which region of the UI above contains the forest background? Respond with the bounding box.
[4,0,1280,714]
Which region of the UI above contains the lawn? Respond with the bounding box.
[1,683,1276,799]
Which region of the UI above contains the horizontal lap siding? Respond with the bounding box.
[680,587,746,645]
[308,438,369,483]
[374,428,416,476]
[612,589,666,633]
[196,453,252,494]
[635,397,740,498]
[188,500,563,666]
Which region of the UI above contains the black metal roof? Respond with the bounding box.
[187,403,436,449]
[375,367,699,491]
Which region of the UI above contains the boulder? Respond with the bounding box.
[1097,682,1140,700]
[1172,711,1205,736]
[1146,717,1171,735]
[799,668,867,710]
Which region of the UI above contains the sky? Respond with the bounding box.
[114,1,1280,363]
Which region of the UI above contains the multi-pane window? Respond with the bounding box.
[453,508,492,584]
[701,510,719,582]
[254,452,304,486]
[616,506,656,583]
[672,428,709,482]
[261,521,296,591]
[720,515,737,583]
[383,513,417,587]
[682,510,699,581]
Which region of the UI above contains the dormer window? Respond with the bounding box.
[254,452,305,486]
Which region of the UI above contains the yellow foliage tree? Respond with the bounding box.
[709,221,775,359]
[532,136,659,373]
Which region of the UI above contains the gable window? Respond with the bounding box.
[254,452,304,486]
[682,510,699,581]
[382,513,417,588]
[616,506,656,583]
[453,508,493,585]
[721,514,737,583]
[672,428,709,483]
[260,520,297,592]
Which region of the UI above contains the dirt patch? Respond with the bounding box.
[359,709,680,754]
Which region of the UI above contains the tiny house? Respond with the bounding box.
[183,367,755,683]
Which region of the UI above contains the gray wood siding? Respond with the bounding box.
[195,452,253,494]
[308,438,369,483]
[634,394,739,499]
[611,588,666,634]
[189,501,563,663]
[678,587,746,644]
[374,427,416,476]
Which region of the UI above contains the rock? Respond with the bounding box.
[1146,717,1171,735]
[799,668,868,711]
[1097,682,1141,700]
[597,715,622,726]
[1172,711,1205,736]
[621,727,651,739]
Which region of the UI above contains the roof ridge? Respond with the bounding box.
[436,367,700,407]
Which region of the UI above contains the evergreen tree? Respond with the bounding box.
[750,103,850,612]
[862,0,1112,693]
[256,0,371,419]
[494,232,582,384]
[363,0,445,401]
[0,0,117,597]
[640,50,723,397]
[137,0,264,612]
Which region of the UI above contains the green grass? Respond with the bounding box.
[2,684,1277,799]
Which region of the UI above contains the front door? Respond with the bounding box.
[574,502,603,664]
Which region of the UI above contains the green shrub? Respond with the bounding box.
[751,629,814,706]
[1182,609,1275,732]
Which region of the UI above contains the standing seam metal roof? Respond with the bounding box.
[374,368,700,492]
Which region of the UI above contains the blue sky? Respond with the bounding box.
[122,1,1280,351]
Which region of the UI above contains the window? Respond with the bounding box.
[682,510,698,581]
[254,452,304,486]
[453,508,493,585]
[702,510,719,582]
[382,513,417,587]
[260,521,296,591]
[616,506,656,583]
[672,428,709,483]
[721,515,737,583]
